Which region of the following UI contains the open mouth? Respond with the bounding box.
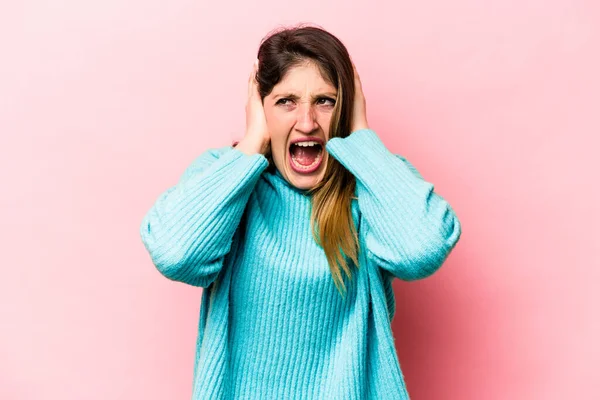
[288,141,324,173]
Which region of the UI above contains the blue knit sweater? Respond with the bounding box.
[140,128,462,399]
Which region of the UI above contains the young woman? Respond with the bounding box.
[140,25,462,400]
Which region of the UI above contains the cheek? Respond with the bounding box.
[270,132,286,153]
[265,109,293,135]
[264,110,292,156]
[316,112,333,135]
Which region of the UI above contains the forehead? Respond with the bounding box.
[271,62,336,95]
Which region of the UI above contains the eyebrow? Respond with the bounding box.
[273,92,337,100]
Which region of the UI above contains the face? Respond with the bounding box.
[263,61,337,190]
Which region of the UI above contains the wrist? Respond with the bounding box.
[235,135,270,156]
[351,124,370,133]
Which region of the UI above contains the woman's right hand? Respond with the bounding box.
[236,59,271,156]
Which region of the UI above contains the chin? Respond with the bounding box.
[286,164,326,190]
[290,176,319,190]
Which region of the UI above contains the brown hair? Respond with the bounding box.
[256,24,359,297]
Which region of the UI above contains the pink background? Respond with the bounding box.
[1,1,598,399]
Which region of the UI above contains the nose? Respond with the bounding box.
[294,102,319,133]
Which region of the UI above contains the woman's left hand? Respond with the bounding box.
[351,61,369,133]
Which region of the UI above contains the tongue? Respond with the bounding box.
[291,145,321,166]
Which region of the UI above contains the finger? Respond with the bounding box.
[249,60,256,81]
[254,59,260,86]
[248,60,260,99]
[354,70,362,91]
[248,62,256,98]
[248,72,252,98]
[351,62,362,90]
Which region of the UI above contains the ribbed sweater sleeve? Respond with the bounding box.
[325,128,462,281]
[140,146,269,287]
